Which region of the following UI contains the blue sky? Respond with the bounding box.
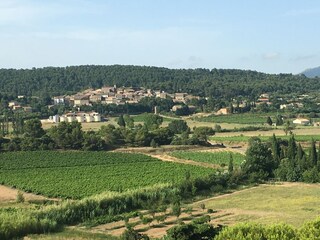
[0,0,320,73]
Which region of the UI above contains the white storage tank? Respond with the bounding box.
[60,116,67,122]
[76,115,85,123]
[67,116,75,122]
[86,115,94,122]
[93,114,101,122]
[52,115,60,123]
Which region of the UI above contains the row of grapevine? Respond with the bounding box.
[170,151,245,166]
[0,151,213,199]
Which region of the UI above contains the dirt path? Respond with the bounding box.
[148,153,220,169]
[0,185,57,203]
[199,144,247,155]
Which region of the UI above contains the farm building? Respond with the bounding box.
[48,112,102,123]
[216,108,230,115]
[293,118,310,125]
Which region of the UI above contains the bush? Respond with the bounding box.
[16,191,25,203]
[215,223,298,240]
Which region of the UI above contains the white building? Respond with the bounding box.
[293,118,310,125]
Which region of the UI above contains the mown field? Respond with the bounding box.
[0,151,213,199]
[170,151,245,166]
[197,183,320,227]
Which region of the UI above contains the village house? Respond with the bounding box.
[216,108,230,115]
[293,118,310,125]
[73,95,90,106]
[174,93,187,103]
[89,94,102,103]
[53,96,65,105]
[8,101,19,108]
[171,105,183,112]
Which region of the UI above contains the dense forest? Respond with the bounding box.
[0,65,319,98]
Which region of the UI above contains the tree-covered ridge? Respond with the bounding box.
[0,65,318,98]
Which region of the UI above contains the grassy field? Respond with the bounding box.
[132,113,173,123]
[27,229,118,240]
[195,113,279,125]
[170,151,245,166]
[196,183,320,227]
[0,151,213,199]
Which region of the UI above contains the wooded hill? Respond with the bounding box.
[301,66,320,78]
[0,65,319,98]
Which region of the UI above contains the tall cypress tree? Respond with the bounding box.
[296,143,304,161]
[271,134,280,163]
[228,153,234,173]
[287,135,297,161]
[309,139,317,168]
[117,115,126,127]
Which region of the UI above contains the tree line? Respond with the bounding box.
[0,65,318,99]
[0,115,215,152]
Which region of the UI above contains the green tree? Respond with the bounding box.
[270,134,280,162]
[23,118,45,138]
[283,120,294,135]
[287,135,297,160]
[123,114,134,128]
[266,116,273,126]
[82,131,106,151]
[276,115,284,126]
[192,127,215,145]
[48,121,84,149]
[243,139,275,181]
[228,153,234,173]
[121,227,149,240]
[167,120,189,134]
[308,139,317,168]
[117,115,126,127]
[143,113,163,130]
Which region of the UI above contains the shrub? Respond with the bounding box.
[16,191,25,203]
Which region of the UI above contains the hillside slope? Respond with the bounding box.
[301,66,320,78]
[0,65,316,98]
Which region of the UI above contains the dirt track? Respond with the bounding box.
[0,185,55,202]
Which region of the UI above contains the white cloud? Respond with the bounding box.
[291,54,317,62]
[262,52,280,60]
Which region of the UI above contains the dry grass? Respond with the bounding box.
[194,182,320,227]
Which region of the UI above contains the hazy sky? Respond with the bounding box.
[1,0,320,73]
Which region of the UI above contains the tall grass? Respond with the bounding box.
[0,184,174,239]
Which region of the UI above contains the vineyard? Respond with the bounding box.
[0,151,213,199]
[170,151,245,166]
[210,134,320,143]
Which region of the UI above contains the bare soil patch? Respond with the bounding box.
[0,185,56,203]
[149,153,220,169]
